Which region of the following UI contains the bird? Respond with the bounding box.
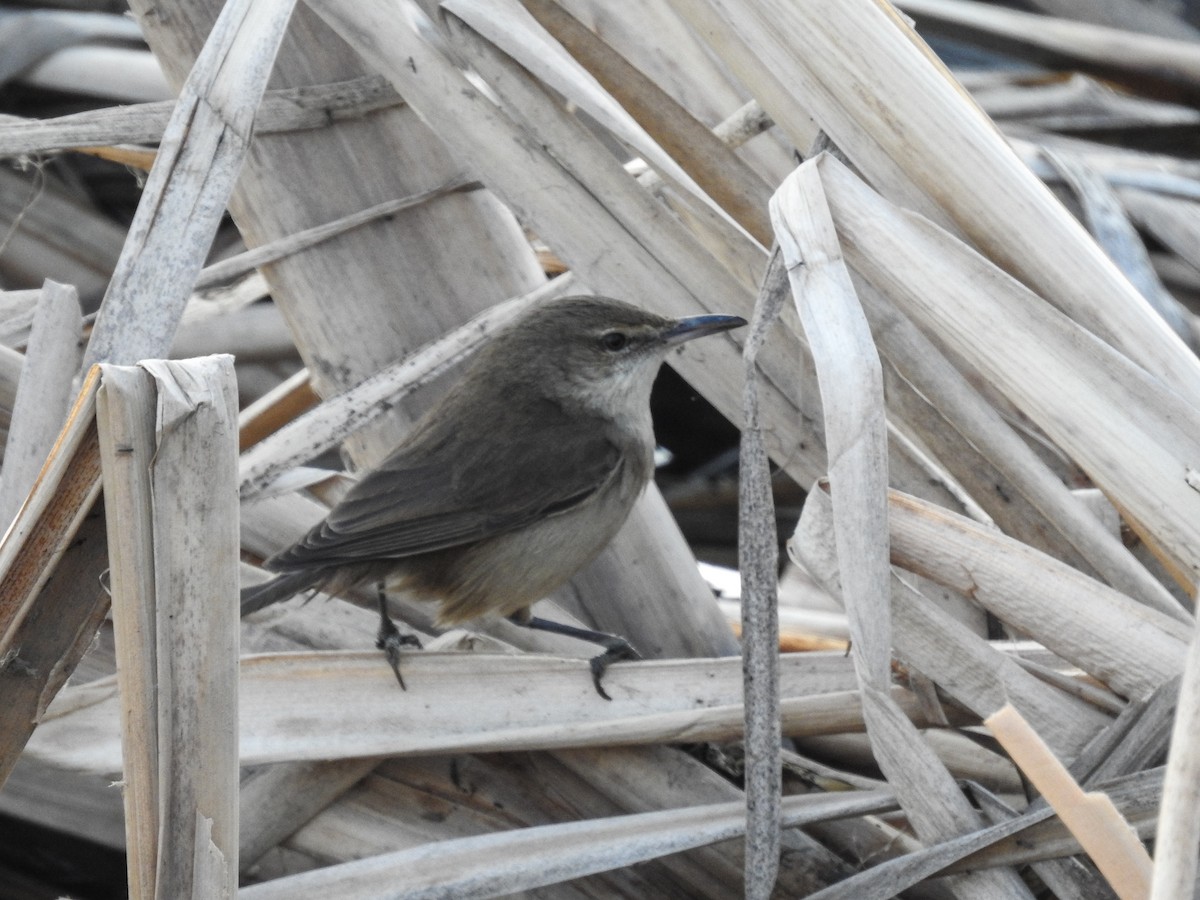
[241,295,746,699]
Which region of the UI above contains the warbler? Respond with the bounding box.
[241,295,746,698]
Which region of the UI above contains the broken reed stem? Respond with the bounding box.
[738,247,788,899]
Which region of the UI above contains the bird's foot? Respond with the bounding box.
[510,615,642,701]
[376,614,423,690]
[588,637,642,701]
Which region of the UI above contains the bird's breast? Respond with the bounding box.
[428,449,651,624]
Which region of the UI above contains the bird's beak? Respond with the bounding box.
[659,313,748,345]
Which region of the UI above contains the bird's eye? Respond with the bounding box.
[600,331,629,352]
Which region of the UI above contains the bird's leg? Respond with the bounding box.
[512,615,641,701]
[376,585,422,690]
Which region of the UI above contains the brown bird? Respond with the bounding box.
[241,295,746,698]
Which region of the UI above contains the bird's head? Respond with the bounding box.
[495,295,747,420]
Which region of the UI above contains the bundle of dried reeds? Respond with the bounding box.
[1,0,1198,897]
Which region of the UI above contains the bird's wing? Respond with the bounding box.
[268,399,626,570]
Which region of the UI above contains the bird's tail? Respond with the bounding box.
[241,569,319,616]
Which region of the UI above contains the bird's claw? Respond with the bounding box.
[376,616,423,690]
[588,638,642,701]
